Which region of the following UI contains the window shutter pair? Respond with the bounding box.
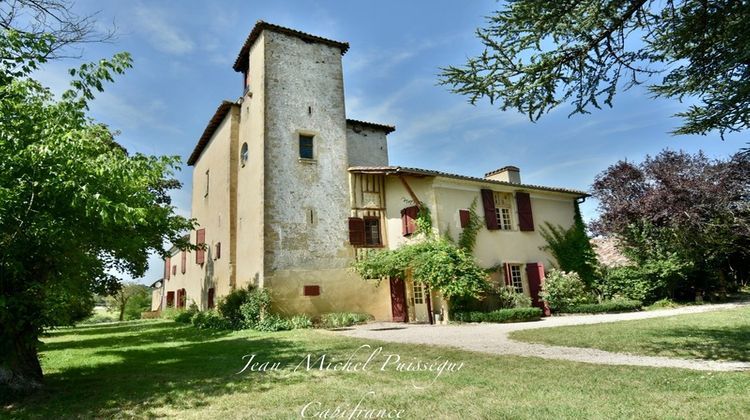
[481,189,499,230]
[459,209,471,228]
[181,251,186,274]
[516,192,534,231]
[349,217,365,246]
[195,228,206,264]
[165,257,171,280]
[400,206,419,236]
[526,262,550,316]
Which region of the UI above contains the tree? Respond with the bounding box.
[106,283,151,321]
[590,149,750,298]
[539,202,599,287]
[440,1,750,138]
[0,30,193,390]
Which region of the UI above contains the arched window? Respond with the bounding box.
[240,143,248,167]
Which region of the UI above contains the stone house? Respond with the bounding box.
[154,21,588,323]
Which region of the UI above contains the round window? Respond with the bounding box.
[240,142,248,167]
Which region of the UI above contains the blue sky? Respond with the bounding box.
[35,1,746,284]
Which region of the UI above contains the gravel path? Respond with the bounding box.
[333,302,750,371]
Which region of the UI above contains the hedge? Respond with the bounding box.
[453,307,542,323]
[564,299,643,314]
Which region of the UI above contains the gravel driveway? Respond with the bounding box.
[333,302,750,371]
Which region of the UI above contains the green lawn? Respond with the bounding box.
[510,307,750,362]
[2,320,749,419]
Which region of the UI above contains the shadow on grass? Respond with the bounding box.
[641,325,750,362]
[3,321,352,418]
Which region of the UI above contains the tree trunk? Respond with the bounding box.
[119,301,126,321]
[443,297,451,323]
[0,330,44,391]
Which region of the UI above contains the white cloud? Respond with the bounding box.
[133,5,194,55]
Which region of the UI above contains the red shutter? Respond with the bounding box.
[196,228,206,264]
[481,189,499,230]
[516,192,534,231]
[401,206,419,236]
[348,217,365,246]
[459,209,470,228]
[503,262,512,286]
[174,289,181,308]
[215,242,221,260]
[179,288,186,309]
[526,262,550,316]
[181,251,186,274]
[166,291,175,308]
[165,257,171,280]
[207,288,215,309]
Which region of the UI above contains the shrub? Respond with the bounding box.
[217,287,253,329]
[287,314,313,329]
[541,269,594,312]
[646,298,679,310]
[496,285,532,309]
[255,314,292,332]
[173,303,199,324]
[453,307,542,323]
[319,312,372,328]
[597,266,657,302]
[191,310,232,330]
[565,299,643,314]
[239,289,271,329]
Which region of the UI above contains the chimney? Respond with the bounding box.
[485,166,521,184]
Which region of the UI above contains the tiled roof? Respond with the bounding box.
[346,118,396,134]
[233,20,350,73]
[187,101,238,166]
[348,166,589,197]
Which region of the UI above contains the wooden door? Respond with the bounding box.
[389,277,407,322]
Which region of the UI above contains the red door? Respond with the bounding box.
[166,291,175,308]
[390,277,408,322]
[526,263,551,316]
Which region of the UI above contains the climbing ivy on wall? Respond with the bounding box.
[457,198,481,253]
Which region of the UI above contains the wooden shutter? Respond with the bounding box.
[481,189,499,230]
[459,209,470,228]
[181,251,186,274]
[516,192,534,231]
[526,262,550,316]
[215,242,221,260]
[401,206,419,236]
[196,228,206,264]
[503,262,512,286]
[348,217,365,246]
[165,257,171,280]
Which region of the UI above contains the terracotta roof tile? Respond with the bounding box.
[187,101,238,166]
[348,166,589,196]
[346,119,396,134]
[233,20,350,73]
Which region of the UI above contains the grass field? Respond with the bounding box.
[510,307,750,362]
[2,319,749,419]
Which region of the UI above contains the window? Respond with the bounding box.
[299,134,314,159]
[364,217,381,246]
[172,265,177,276]
[303,285,320,296]
[240,143,248,167]
[166,291,175,308]
[413,283,424,304]
[493,192,512,230]
[204,170,210,197]
[215,242,221,260]
[509,264,523,294]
